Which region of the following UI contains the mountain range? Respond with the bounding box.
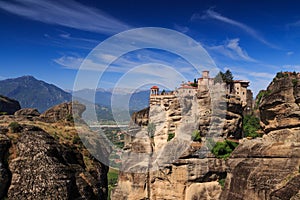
[0,76,149,121]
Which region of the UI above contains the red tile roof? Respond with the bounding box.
[151,86,159,89]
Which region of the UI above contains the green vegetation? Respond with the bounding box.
[167,132,175,141]
[8,121,22,133]
[211,140,238,159]
[215,69,234,84]
[72,135,81,144]
[255,90,271,108]
[0,112,7,115]
[66,114,74,122]
[108,168,119,200]
[243,115,261,138]
[190,78,198,87]
[218,178,226,188]
[100,127,124,149]
[292,79,298,87]
[147,123,156,138]
[275,71,289,79]
[191,130,201,142]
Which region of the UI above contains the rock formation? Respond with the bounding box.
[0,95,21,115]
[0,101,108,199]
[112,85,244,200]
[221,72,300,200]
[40,101,85,123]
[112,72,300,200]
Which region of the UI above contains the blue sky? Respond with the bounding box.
[1,0,300,95]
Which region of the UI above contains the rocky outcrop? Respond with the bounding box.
[112,85,244,200]
[220,72,300,200]
[0,133,11,199]
[40,101,85,123]
[14,108,40,120]
[260,73,300,134]
[113,72,300,200]
[0,95,21,115]
[0,101,108,199]
[0,124,107,199]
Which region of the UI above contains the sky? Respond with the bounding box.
[1,0,300,96]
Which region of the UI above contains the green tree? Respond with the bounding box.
[214,71,224,84]
[214,70,233,84]
[223,69,233,83]
[243,115,261,138]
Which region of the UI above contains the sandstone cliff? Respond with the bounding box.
[220,72,300,200]
[112,85,244,200]
[112,73,300,200]
[0,101,108,199]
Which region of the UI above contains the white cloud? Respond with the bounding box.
[209,38,257,62]
[286,51,294,56]
[192,9,277,48]
[0,0,131,34]
[173,24,190,33]
[53,56,83,69]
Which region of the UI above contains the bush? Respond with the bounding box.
[8,122,22,133]
[292,79,298,87]
[72,135,81,144]
[66,114,74,122]
[191,130,201,142]
[243,115,261,138]
[167,132,175,141]
[218,178,226,188]
[211,140,238,159]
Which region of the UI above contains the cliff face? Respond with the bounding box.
[0,95,21,115]
[260,74,300,135]
[220,73,300,200]
[0,101,108,199]
[112,73,300,200]
[112,86,244,200]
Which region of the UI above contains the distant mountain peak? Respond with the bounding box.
[0,76,71,112]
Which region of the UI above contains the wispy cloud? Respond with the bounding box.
[286,20,300,28]
[0,0,131,34]
[54,56,84,69]
[173,24,190,33]
[209,38,257,62]
[286,51,294,56]
[192,9,277,48]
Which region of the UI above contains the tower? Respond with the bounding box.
[150,86,159,95]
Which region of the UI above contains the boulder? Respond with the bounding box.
[40,101,86,123]
[14,108,40,117]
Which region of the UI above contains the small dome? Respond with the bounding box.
[151,86,159,89]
